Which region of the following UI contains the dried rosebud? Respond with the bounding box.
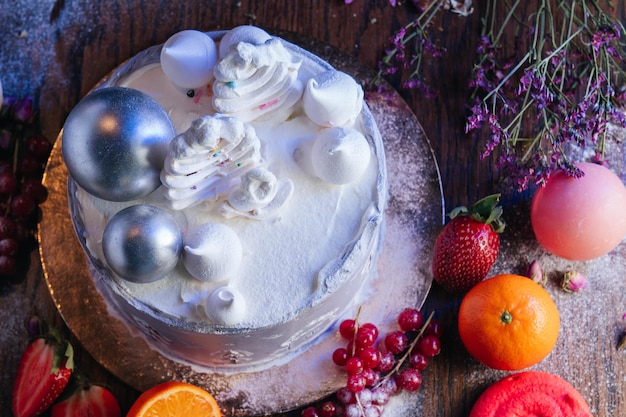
[526,259,547,285]
[561,271,587,293]
[12,95,34,123]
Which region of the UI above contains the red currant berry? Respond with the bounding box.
[0,238,19,256]
[384,330,408,354]
[332,347,349,366]
[345,357,364,375]
[356,323,378,347]
[0,255,17,276]
[398,308,423,331]
[397,368,422,391]
[301,406,320,417]
[336,387,355,405]
[10,194,36,217]
[0,171,17,196]
[361,368,379,387]
[371,386,391,406]
[417,335,441,357]
[26,134,52,161]
[343,404,361,417]
[347,373,367,393]
[362,405,383,417]
[358,346,381,369]
[319,401,337,417]
[18,155,41,177]
[409,352,429,371]
[339,319,356,339]
[375,351,395,373]
[0,216,17,239]
[378,376,399,396]
[357,388,373,407]
[21,179,48,204]
[346,339,365,358]
[424,319,443,338]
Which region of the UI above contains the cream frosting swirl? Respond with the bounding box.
[182,222,242,282]
[205,286,247,326]
[311,127,372,185]
[303,70,364,127]
[212,36,303,123]
[160,114,262,210]
[218,25,272,58]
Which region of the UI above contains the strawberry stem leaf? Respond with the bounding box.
[447,194,506,233]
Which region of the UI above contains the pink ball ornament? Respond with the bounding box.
[531,162,626,260]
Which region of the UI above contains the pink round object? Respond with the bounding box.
[531,162,626,260]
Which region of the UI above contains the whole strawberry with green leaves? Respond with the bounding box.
[431,194,505,292]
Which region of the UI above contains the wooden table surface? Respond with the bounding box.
[2,1,626,416]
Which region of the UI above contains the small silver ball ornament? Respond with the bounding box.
[102,205,183,283]
[62,86,176,202]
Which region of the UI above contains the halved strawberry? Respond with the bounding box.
[51,383,121,417]
[431,194,506,292]
[12,328,74,417]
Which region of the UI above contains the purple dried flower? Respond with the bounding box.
[373,0,468,95]
[561,271,587,293]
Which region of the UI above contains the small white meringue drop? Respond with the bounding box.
[218,25,272,58]
[303,70,364,127]
[205,286,247,326]
[182,222,242,282]
[311,127,371,185]
[160,30,217,90]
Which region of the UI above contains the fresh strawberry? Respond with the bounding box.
[12,328,74,417]
[431,194,505,292]
[51,383,121,417]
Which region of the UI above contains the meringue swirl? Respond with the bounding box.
[161,114,262,210]
[220,167,294,220]
[213,37,303,122]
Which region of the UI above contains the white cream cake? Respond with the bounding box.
[63,26,387,370]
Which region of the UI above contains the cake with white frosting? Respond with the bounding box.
[63,26,387,370]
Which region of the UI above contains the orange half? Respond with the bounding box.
[126,381,222,417]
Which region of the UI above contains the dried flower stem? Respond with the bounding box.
[467,0,626,191]
[373,0,450,97]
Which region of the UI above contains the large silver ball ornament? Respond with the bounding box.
[62,87,176,202]
[102,205,183,283]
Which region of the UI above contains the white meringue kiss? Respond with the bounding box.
[182,222,242,282]
[311,127,372,185]
[205,286,247,326]
[160,30,217,90]
[303,70,363,127]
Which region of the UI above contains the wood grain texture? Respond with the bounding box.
[1,1,625,416]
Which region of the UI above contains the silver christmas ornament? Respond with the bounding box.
[62,86,176,202]
[102,205,183,283]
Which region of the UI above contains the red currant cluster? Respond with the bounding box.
[301,307,442,417]
[0,96,51,278]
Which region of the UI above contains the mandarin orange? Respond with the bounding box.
[458,274,560,370]
[126,381,222,417]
